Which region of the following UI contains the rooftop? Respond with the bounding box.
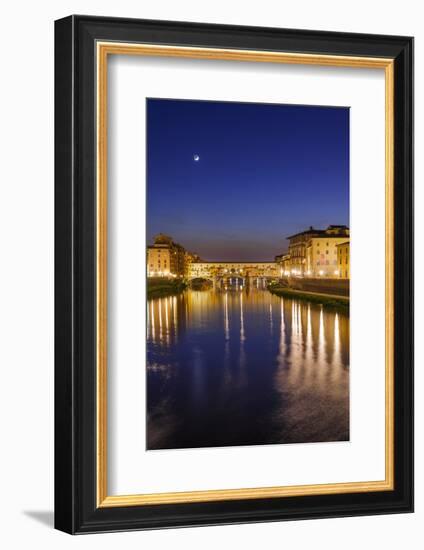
[327,224,349,229]
[287,225,349,240]
[286,226,326,240]
[309,235,351,240]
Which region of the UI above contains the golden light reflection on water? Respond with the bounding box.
[147,289,349,364]
[273,296,349,443]
[240,292,246,343]
[224,291,230,341]
[147,287,349,449]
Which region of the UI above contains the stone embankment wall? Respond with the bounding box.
[281,277,349,297]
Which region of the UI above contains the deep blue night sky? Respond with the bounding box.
[147,98,349,261]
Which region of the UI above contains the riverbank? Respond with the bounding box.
[189,277,213,290]
[147,278,187,300]
[268,283,349,311]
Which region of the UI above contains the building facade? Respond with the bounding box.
[275,253,291,276]
[147,233,188,277]
[184,251,201,278]
[285,226,326,276]
[277,225,350,278]
[336,241,350,279]
[306,235,350,278]
[148,227,350,281]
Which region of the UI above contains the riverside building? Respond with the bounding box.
[147,233,188,278]
[277,225,350,278]
[305,234,350,278]
[285,226,326,276]
[336,241,350,279]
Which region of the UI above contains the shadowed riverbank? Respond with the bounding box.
[147,278,187,300]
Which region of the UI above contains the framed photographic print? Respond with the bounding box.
[54,15,413,533]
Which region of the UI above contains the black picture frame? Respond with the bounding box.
[55,15,414,534]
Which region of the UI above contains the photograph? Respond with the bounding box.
[146,98,350,450]
[51,11,413,536]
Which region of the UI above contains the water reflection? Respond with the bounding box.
[147,287,349,450]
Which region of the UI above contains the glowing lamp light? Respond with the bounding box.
[319,270,324,276]
[334,270,339,276]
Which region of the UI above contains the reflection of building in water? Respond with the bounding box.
[147,292,188,346]
[224,292,230,341]
[147,285,350,449]
[240,293,246,343]
[273,298,349,443]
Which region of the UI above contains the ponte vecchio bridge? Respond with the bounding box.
[188,261,279,287]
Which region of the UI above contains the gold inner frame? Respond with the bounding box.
[96,42,395,508]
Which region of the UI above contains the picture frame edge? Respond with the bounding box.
[54,15,414,534]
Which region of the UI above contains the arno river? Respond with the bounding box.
[147,283,349,450]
